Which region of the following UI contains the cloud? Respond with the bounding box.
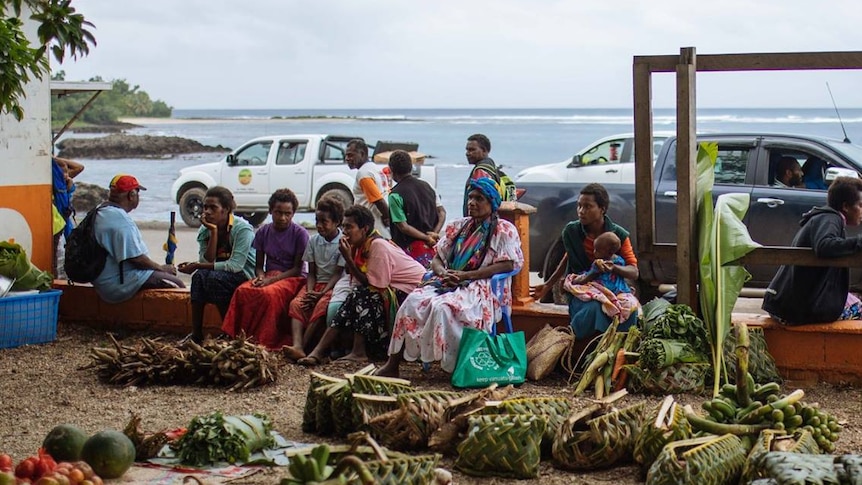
[57,0,862,108]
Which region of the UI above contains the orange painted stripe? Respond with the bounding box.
[0,184,53,273]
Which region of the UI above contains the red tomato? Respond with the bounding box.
[0,455,12,472]
[14,459,36,480]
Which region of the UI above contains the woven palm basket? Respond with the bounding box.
[482,397,572,456]
[355,390,459,450]
[455,414,547,479]
[427,384,515,456]
[645,433,746,485]
[552,401,646,470]
[301,372,347,434]
[633,397,691,475]
[625,362,711,395]
[360,453,444,485]
[750,452,854,485]
[329,373,414,437]
[742,430,822,484]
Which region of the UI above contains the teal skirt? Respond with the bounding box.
[568,297,636,339]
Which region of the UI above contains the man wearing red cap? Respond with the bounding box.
[91,174,185,303]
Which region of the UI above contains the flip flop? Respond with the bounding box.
[282,346,306,362]
[297,355,329,367]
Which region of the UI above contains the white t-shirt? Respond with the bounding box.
[352,160,391,238]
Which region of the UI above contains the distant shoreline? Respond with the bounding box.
[119,115,419,125]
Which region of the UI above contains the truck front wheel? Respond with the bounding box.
[237,212,268,227]
[179,187,206,228]
[317,187,353,210]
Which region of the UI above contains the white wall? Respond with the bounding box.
[0,5,53,268]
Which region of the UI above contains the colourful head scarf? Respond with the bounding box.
[468,177,502,212]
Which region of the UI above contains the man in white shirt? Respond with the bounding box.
[345,139,391,238]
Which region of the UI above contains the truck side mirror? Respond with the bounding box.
[226,154,237,166]
[825,167,860,182]
[568,155,583,168]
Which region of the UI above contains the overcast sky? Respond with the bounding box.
[56,0,862,110]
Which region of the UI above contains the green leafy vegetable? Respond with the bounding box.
[639,338,706,370]
[643,303,710,357]
[172,412,275,466]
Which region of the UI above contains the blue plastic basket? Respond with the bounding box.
[0,289,61,349]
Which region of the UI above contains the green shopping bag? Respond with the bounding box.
[451,327,527,388]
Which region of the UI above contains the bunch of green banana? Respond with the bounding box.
[700,380,784,424]
[283,445,338,484]
[796,403,842,453]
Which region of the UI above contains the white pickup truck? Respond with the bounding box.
[170,134,436,227]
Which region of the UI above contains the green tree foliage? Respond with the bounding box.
[51,72,174,124]
[1,0,95,120]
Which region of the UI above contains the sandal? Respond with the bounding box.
[297,355,329,367]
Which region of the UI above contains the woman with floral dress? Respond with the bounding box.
[377,177,524,377]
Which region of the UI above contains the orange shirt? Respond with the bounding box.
[583,235,637,266]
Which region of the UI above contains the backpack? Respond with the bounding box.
[477,161,518,202]
[64,206,108,283]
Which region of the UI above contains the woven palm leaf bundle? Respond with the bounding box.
[455,414,547,479]
[427,384,514,455]
[302,372,346,434]
[326,373,413,438]
[741,429,821,484]
[552,398,646,470]
[354,390,458,450]
[363,453,444,485]
[350,373,414,395]
[481,396,571,456]
[625,362,710,395]
[632,395,691,476]
[748,452,852,485]
[285,432,450,485]
[645,434,746,485]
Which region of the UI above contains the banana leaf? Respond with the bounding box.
[695,142,762,396]
[639,338,707,371]
[640,297,671,333]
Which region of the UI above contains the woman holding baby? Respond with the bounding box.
[532,183,640,339]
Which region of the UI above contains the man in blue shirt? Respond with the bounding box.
[92,174,184,303]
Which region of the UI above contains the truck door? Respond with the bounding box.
[745,139,858,286]
[270,139,310,205]
[653,138,757,283]
[222,140,272,207]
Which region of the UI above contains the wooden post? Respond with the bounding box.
[498,201,537,307]
[633,59,655,258]
[676,47,698,309]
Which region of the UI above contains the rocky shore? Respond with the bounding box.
[56,134,230,159]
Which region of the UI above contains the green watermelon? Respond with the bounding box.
[42,424,88,462]
[80,430,136,479]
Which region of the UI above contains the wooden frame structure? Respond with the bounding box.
[632,48,862,308]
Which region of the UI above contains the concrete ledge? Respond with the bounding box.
[53,280,222,335]
[53,277,862,386]
[733,313,862,385]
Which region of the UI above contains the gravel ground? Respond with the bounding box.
[1,323,861,484]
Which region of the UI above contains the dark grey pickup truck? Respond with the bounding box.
[516,133,862,295]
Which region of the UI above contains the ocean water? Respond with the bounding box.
[66,107,862,224]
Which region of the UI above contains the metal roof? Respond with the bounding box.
[50,81,113,96]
